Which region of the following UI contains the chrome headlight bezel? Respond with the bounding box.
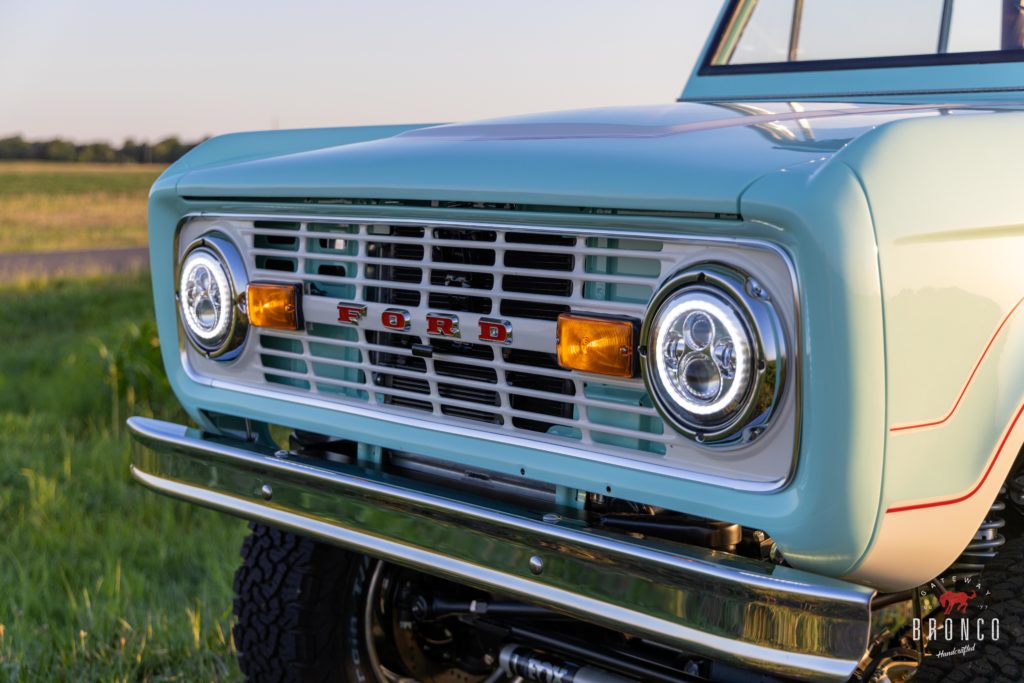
[176,234,249,360]
[640,264,786,446]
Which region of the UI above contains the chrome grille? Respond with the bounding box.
[239,218,673,458]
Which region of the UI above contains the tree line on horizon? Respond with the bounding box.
[0,135,205,164]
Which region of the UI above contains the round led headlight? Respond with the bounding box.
[177,234,248,360]
[641,265,786,445]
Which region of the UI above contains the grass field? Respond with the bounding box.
[0,274,245,681]
[0,162,163,254]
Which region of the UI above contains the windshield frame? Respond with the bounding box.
[701,0,1024,74]
[682,0,1024,101]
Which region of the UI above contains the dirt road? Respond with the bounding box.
[0,246,149,282]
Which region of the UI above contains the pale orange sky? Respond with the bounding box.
[0,1,722,143]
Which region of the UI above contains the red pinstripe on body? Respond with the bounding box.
[888,400,1024,513]
[889,295,1024,433]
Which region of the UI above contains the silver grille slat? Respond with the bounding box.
[249,250,654,286]
[242,218,669,458]
[251,363,670,445]
[239,226,675,258]
[258,349,657,417]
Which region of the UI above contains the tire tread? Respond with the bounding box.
[232,523,350,683]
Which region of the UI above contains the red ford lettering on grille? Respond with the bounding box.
[478,318,512,344]
[336,303,367,325]
[381,308,410,331]
[335,305,514,343]
[426,313,460,338]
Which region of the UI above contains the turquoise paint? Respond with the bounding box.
[554,486,582,510]
[738,161,887,571]
[358,442,383,467]
[174,105,789,216]
[683,61,1024,103]
[160,124,436,179]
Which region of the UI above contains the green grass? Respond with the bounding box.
[0,162,163,254]
[0,162,161,198]
[0,274,245,682]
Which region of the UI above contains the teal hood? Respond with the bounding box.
[171,101,989,215]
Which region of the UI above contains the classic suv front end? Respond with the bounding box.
[129,3,1024,681]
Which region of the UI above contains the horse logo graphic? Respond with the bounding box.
[939,590,977,615]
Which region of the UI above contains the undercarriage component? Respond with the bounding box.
[499,645,637,683]
[945,485,1007,579]
[492,622,789,683]
[1010,473,1024,509]
[288,429,357,461]
[858,648,919,683]
[388,445,767,559]
[597,513,742,551]
[413,597,565,621]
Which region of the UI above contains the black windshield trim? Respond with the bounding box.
[702,0,1024,75]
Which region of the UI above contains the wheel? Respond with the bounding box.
[914,531,1024,682]
[232,523,498,683]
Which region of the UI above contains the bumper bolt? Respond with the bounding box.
[528,555,544,575]
[260,484,274,501]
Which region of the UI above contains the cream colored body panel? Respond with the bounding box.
[839,111,1024,589]
[847,400,1024,588]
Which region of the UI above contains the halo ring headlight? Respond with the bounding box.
[641,264,786,445]
[177,234,249,360]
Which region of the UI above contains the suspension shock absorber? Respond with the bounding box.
[1010,473,1024,509]
[946,485,1007,578]
[499,646,638,683]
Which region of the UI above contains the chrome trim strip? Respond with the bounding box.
[129,416,869,682]
[173,211,803,493]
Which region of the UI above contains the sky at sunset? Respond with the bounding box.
[1,1,722,143]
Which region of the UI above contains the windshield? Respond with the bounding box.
[708,0,1024,70]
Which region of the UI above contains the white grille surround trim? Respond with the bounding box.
[175,211,802,492]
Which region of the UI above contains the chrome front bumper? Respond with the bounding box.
[128,417,873,682]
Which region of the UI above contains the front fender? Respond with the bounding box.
[838,112,1024,589]
[738,159,887,578]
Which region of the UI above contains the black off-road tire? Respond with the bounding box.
[914,532,1024,682]
[232,523,374,683]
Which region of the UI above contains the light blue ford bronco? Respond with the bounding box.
[130,1,1024,681]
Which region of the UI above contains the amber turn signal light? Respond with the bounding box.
[556,313,636,378]
[247,283,302,330]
